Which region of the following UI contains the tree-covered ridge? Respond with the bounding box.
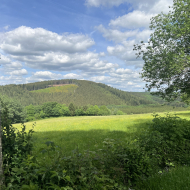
[30,84,78,94]
[0,79,186,107]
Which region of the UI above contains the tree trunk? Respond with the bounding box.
[0,104,4,187]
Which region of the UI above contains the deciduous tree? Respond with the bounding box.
[133,0,190,102]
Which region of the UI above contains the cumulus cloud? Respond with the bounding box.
[95,28,151,67]
[0,75,27,85]
[85,0,173,13]
[0,54,27,77]
[89,68,145,91]
[0,26,119,75]
[99,52,105,57]
[10,51,118,73]
[95,12,153,67]
[107,42,144,68]
[147,0,173,14]
[109,11,156,29]
[0,54,12,65]
[26,71,85,83]
[9,69,28,76]
[26,71,63,83]
[96,24,152,43]
[108,0,173,30]
[63,73,83,79]
[96,24,138,43]
[0,26,95,55]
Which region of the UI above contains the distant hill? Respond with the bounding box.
[0,79,186,107]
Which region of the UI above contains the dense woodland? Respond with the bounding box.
[0,79,188,123]
[0,79,187,107]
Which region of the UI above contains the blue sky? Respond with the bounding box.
[0,0,173,91]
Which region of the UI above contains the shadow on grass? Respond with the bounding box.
[30,118,152,159]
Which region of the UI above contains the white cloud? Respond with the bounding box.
[63,73,83,79]
[147,0,173,14]
[0,75,27,85]
[85,0,128,7]
[0,26,119,75]
[99,52,105,57]
[3,25,10,30]
[0,26,95,55]
[9,69,28,76]
[89,68,145,91]
[96,24,152,43]
[85,0,173,13]
[96,24,138,43]
[26,71,84,83]
[0,55,26,77]
[115,68,132,74]
[107,42,144,67]
[0,54,12,65]
[105,29,152,67]
[26,71,63,83]
[109,11,156,29]
[10,51,118,72]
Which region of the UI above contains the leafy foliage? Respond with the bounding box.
[2,110,190,189]
[0,95,26,124]
[0,99,35,189]
[133,0,190,101]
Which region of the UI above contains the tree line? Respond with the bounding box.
[25,102,124,122]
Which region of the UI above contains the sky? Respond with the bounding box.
[0,0,174,92]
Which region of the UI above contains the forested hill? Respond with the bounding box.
[0,79,185,107]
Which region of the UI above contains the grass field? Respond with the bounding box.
[10,111,190,189]
[13,111,190,160]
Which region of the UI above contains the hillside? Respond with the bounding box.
[0,79,186,107]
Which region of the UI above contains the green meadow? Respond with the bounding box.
[13,110,190,161]
[5,110,190,189]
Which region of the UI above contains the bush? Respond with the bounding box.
[0,100,35,189]
[112,146,153,187]
[34,113,41,120]
[137,113,190,168]
[116,110,124,115]
[40,110,46,118]
[0,95,26,124]
[75,108,86,116]
[98,105,110,116]
[26,116,35,122]
[60,105,70,116]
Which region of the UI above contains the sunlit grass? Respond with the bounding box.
[30,84,78,93]
[13,111,190,161]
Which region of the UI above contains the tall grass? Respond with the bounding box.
[136,165,190,190]
[13,111,190,159]
[7,110,190,189]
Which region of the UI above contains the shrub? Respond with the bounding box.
[98,105,110,116]
[0,100,35,189]
[40,110,46,118]
[26,116,35,122]
[137,113,190,168]
[116,110,124,115]
[34,113,41,120]
[60,106,70,116]
[75,108,85,116]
